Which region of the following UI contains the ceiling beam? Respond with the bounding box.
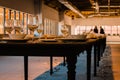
[99,6,120,8]
[58,0,86,18]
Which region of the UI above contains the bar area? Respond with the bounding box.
[0,0,120,80]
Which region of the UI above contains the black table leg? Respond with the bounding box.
[86,47,92,80]
[66,55,77,80]
[94,45,97,76]
[24,56,28,80]
[50,56,53,75]
[63,56,66,66]
[97,43,100,67]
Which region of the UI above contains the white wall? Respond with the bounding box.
[42,4,59,21]
[0,0,34,14]
[64,15,72,25]
[73,16,120,26]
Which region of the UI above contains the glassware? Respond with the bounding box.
[5,20,14,34]
[37,24,43,38]
[27,16,39,41]
[28,24,38,35]
[27,24,38,41]
[14,20,23,34]
[61,25,69,37]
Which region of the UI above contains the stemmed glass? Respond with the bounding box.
[27,16,39,41]
[14,20,23,34]
[5,19,14,34]
[27,24,38,41]
[37,24,43,38]
[61,25,69,38]
[27,16,39,35]
[28,24,38,35]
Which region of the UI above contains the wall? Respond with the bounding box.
[64,15,72,25]
[73,16,120,26]
[0,0,34,14]
[42,4,59,35]
[42,4,59,21]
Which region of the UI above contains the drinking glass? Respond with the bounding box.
[14,20,23,34]
[5,20,14,34]
[28,24,38,41]
[28,24,38,35]
[37,24,43,38]
[61,26,69,37]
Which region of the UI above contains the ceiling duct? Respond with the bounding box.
[91,0,120,17]
[58,0,86,18]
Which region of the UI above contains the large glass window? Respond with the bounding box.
[112,26,117,35]
[0,7,3,33]
[0,7,35,34]
[118,26,120,35]
[75,25,120,36]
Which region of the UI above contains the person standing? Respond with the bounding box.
[93,26,98,33]
[100,26,105,34]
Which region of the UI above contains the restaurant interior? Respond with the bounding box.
[0,0,120,80]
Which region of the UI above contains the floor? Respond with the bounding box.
[0,57,63,80]
[0,44,120,80]
[110,44,120,80]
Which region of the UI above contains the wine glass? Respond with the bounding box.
[27,16,39,41]
[37,24,43,38]
[28,24,38,35]
[5,20,14,34]
[61,25,69,38]
[14,20,23,34]
[28,24,38,41]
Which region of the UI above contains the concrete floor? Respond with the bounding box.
[0,57,63,80]
[0,44,120,80]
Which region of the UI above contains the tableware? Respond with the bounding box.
[37,28,43,38]
[0,34,4,39]
[28,25,38,34]
[14,27,22,34]
[4,27,13,34]
[56,38,87,42]
[40,39,57,42]
[0,38,29,43]
[5,20,14,34]
[61,25,69,37]
[9,34,26,39]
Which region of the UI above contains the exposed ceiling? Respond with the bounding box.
[98,0,120,5]
[44,0,120,18]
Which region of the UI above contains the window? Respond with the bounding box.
[0,7,3,33]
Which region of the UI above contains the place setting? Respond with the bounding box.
[0,20,30,43]
[56,26,88,43]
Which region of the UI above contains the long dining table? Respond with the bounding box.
[0,37,106,80]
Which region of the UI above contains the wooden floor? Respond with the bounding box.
[110,44,120,80]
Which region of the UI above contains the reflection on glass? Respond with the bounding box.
[5,20,14,34]
[27,24,38,37]
[14,20,23,34]
[4,27,13,34]
[37,24,43,38]
[27,16,38,35]
[61,25,69,37]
